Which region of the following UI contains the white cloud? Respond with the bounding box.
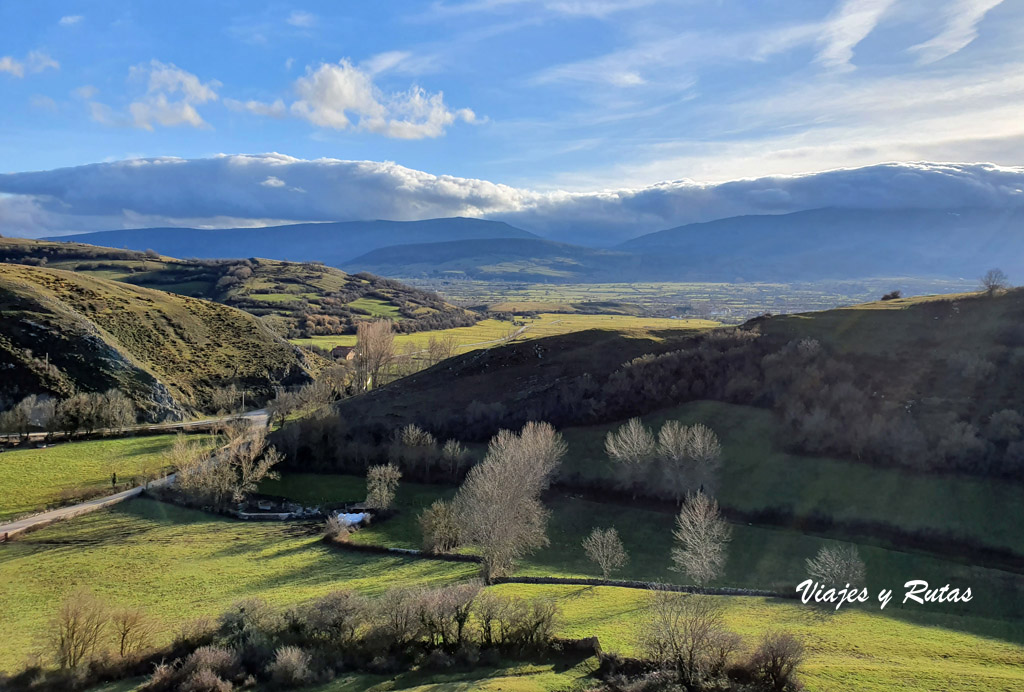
[815,0,897,70]
[0,51,59,78]
[224,97,287,117]
[428,0,659,19]
[909,0,1005,64]
[284,60,477,139]
[286,10,317,27]
[26,51,60,73]
[0,154,1021,240]
[59,15,83,26]
[29,95,58,111]
[0,56,23,77]
[123,61,220,130]
[73,85,98,100]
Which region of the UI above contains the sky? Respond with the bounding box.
[1,0,1023,240]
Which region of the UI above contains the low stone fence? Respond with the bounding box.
[325,539,485,563]
[490,575,793,598]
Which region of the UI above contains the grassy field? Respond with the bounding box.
[0,499,477,673]
[2,494,1021,691]
[291,312,719,352]
[0,435,213,521]
[557,400,1024,559]
[490,584,1024,692]
[262,473,1024,632]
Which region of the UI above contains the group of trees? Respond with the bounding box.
[25,584,562,691]
[413,422,567,579]
[172,421,282,508]
[0,390,136,438]
[605,418,723,500]
[49,588,156,670]
[634,592,804,691]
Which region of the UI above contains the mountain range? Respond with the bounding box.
[50,207,1024,283]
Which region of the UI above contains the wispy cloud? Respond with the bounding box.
[127,61,220,130]
[84,61,220,130]
[815,0,897,70]
[909,0,1005,64]
[427,0,660,19]
[0,51,60,78]
[286,10,316,28]
[59,15,83,26]
[224,98,287,118]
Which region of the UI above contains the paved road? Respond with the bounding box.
[0,409,269,541]
[0,409,267,445]
[0,473,177,541]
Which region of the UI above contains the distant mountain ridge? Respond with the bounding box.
[50,217,538,266]
[49,208,1024,283]
[616,207,1024,279]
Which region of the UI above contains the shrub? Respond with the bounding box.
[268,646,312,687]
[181,667,233,692]
[750,631,804,691]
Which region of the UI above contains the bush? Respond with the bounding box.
[268,646,312,687]
[181,667,233,692]
[750,631,804,691]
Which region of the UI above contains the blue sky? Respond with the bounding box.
[1,1,1023,239]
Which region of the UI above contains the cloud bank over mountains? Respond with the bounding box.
[1,154,1022,243]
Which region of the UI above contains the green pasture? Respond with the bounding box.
[0,435,212,521]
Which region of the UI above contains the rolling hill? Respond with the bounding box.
[343,237,645,281]
[0,237,477,338]
[49,217,538,266]
[0,263,318,419]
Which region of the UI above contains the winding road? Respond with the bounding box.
[0,409,267,541]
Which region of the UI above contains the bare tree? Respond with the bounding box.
[640,592,739,687]
[805,544,866,588]
[671,491,731,585]
[419,499,461,553]
[210,384,242,415]
[750,631,804,691]
[981,268,1009,294]
[454,421,566,579]
[441,439,469,479]
[366,463,402,510]
[221,423,282,503]
[582,527,629,579]
[111,607,156,658]
[686,423,723,494]
[396,423,437,448]
[605,418,657,468]
[51,588,109,668]
[354,320,396,391]
[175,422,281,506]
[425,334,459,367]
[101,389,136,430]
[658,420,691,500]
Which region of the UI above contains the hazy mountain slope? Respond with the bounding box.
[343,237,647,281]
[51,217,538,266]
[618,207,1024,280]
[0,264,316,419]
[0,237,477,338]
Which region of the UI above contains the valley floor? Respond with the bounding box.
[2,494,1022,691]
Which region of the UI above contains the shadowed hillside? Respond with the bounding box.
[0,264,317,419]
